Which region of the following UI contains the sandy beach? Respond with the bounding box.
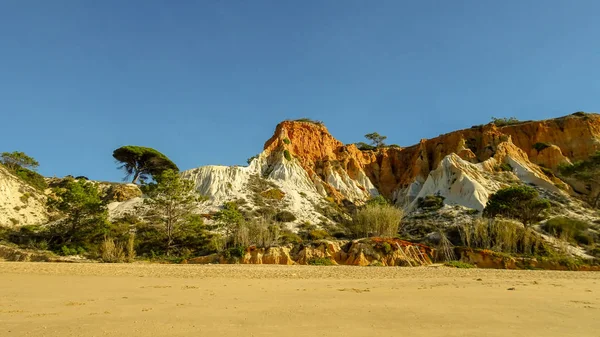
[0,262,599,337]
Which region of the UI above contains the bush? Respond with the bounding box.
[283,150,292,161]
[483,185,550,225]
[261,189,285,200]
[572,111,587,117]
[307,257,335,266]
[533,142,551,152]
[366,195,388,206]
[495,163,513,172]
[348,204,403,238]
[283,138,291,145]
[355,142,375,151]
[445,261,475,268]
[279,230,302,244]
[275,211,297,222]
[294,118,324,125]
[308,229,330,240]
[491,117,521,127]
[543,217,590,244]
[417,195,445,211]
[14,167,48,191]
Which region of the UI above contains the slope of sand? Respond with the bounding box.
[0,262,599,337]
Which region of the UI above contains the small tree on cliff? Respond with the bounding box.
[113,146,178,184]
[143,170,203,255]
[364,132,387,148]
[47,178,109,246]
[483,185,550,226]
[1,151,39,171]
[559,151,600,207]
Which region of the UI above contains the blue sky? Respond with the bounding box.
[1,1,599,182]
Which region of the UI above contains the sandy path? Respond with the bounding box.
[0,263,599,337]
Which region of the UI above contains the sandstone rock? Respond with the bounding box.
[104,184,142,202]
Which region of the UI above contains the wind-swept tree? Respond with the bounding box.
[112,146,178,184]
[559,151,600,207]
[1,151,39,170]
[364,132,387,148]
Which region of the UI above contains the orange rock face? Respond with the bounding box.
[263,114,600,201]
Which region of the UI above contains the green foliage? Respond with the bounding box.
[223,245,246,259]
[483,185,550,225]
[366,195,389,206]
[275,210,297,222]
[533,142,551,152]
[572,111,588,117]
[543,217,592,245]
[294,118,324,125]
[246,155,258,165]
[308,229,330,240]
[279,230,302,244]
[283,138,291,145]
[348,204,403,238]
[417,195,445,211]
[261,188,285,200]
[47,178,109,247]
[364,132,387,148]
[381,242,392,254]
[491,117,520,127]
[112,146,179,184]
[142,170,205,255]
[283,150,292,161]
[445,261,475,268]
[355,142,375,151]
[307,257,335,266]
[1,151,39,171]
[495,163,513,172]
[14,167,47,191]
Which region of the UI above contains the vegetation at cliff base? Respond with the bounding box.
[558,151,600,207]
[1,151,47,191]
[483,185,550,226]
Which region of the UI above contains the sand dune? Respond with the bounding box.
[0,262,599,337]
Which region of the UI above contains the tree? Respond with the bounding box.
[364,132,387,148]
[143,170,202,255]
[558,152,600,207]
[112,146,179,184]
[1,151,39,171]
[47,178,109,245]
[483,185,550,226]
[347,203,403,238]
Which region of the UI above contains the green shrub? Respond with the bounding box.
[543,217,590,244]
[14,167,47,191]
[366,195,389,206]
[539,166,554,177]
[445,261,475,268]
[417,195,445,211]
[355,142,376,151]
[223,246,246,259]
[491,117,521,127]
[294,118,324,125]
[572,111,587,117]
[483,185,550,225]
[283,138,291,145]
[466,209,480,215]
[279,230,302,244]
[307,257,335,266]
[246,155,259,165]
[275,211,297,222]
[283,150,292,161]
[261,188,285,200]
[495,163,513,172]
[381,242,392,254]
[308,229,330,240]
[533,142,551,152]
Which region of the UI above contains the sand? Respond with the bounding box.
[0,262,599,337]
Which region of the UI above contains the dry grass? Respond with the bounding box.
[349,204,403,238]
[459,218,546,255]
[100,237,125,263]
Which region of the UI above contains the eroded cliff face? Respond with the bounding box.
[0,166,48,227]
[258,114,600,210]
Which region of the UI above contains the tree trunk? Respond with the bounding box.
[132,170,140,184]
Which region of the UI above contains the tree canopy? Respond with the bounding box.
[364,132,387,148]
[1,151,39,170]
[112,146,178,184]
[483,185,550,225]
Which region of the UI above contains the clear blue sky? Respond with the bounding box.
[1,1,599,182]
